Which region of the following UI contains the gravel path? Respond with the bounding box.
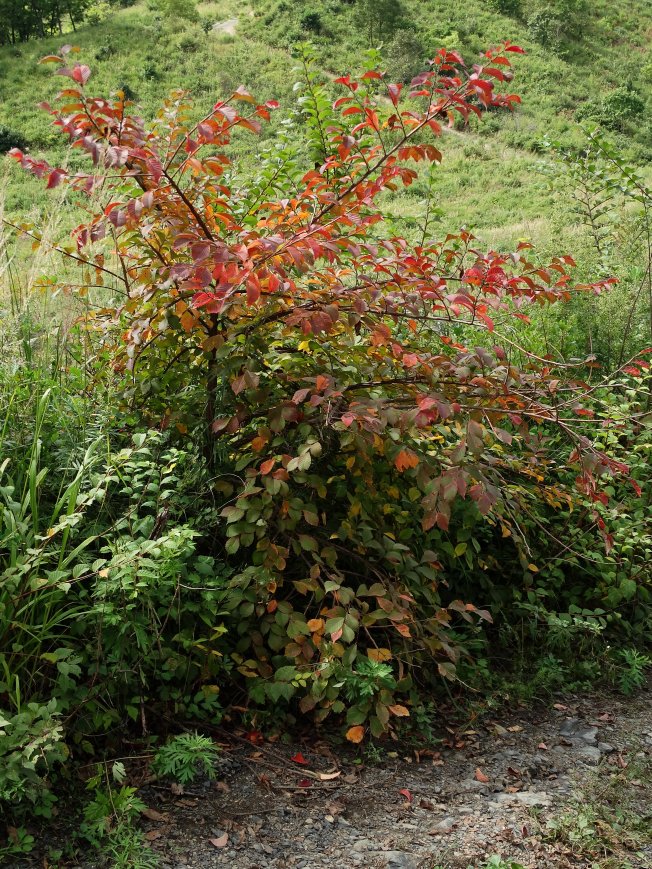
[137,687,652,869]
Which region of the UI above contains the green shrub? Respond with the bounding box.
[0,124,28,154]
[0,700,66,814]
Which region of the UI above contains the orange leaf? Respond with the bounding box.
[209,833,228,848]
[307,618,324,632]
[394,449,419,472]
[389,704,410,717]
[260,458,275,475]
[345,725,365,743]
[475,767,489,783]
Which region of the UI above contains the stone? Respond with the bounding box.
[577,746,602,765]
[598,742,615,754]
[352,839,374,852]
[559,718,598,744]
[496,791,552,807]
[432,816,456,833]
[381,851,420,869]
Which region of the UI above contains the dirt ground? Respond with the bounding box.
[127,685,652,869]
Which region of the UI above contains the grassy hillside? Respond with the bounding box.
[0,0,651,244]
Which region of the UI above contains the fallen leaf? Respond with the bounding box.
[507,725,523,733]
[316,770,341,781]
[209,834,228,848]
[298,779,313,788]
[290,751,309,765]
[141,807,167,822]
[246,730,264,744]
[419,798,435,810]
[538,742,548,750]
[507,766,521,778]
[144,830,163,841]
[170,782,184,795]
[553,703,568,711]
[475,768,490,783]
[346,725,365,743]
[399,787,412,803]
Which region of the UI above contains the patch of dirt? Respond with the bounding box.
[134,687,652,869]
[211,18,238,36]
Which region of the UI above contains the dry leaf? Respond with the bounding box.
[315,770,341,781]
[141,807,167,822]
[209,834,228,848]
[475,767,490,783]
[538,742,548,750]
[144,830,163,841]
[507,725,523,733]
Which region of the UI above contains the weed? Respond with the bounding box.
[152,732,220,785]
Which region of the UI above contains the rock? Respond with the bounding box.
[598,742,615,754]
[380,851,420,869]
[577,746,602,765]
[460,777,489,792]
[353,839,374,852]
[560,718,598,744]
[496,791,552,807]
[432,816,456,833]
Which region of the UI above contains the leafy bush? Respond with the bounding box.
[0,124,27,154]
[0,700,66,813]
[11,44,643,743]
[527,0,588,49]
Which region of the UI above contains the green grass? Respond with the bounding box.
[1,0,650,249]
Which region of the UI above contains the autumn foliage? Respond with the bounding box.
[10,43,632,738]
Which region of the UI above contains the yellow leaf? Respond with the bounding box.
[527,563,539,572]
[345,725,365,743]
[367,648,392,662]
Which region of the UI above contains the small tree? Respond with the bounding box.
[354,0,402,43]
[9,44,633,737]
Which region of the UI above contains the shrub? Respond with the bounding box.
[300,10,323,34]
[0,700,66,814]
[11,44,642,742]
[0,124,28,154]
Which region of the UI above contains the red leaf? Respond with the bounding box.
[399,788,412,803]
[290,752,309,766]
[474,768,490,783]
[71,64,91,85]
